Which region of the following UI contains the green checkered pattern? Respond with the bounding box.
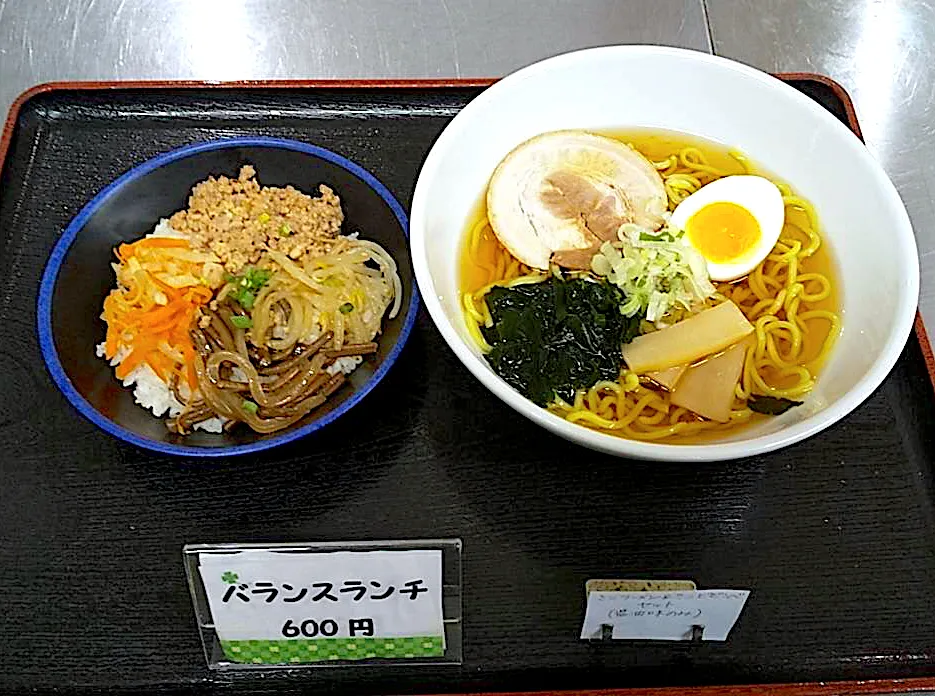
[220,636,444,664]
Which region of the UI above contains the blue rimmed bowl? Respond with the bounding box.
[38,137,417,457]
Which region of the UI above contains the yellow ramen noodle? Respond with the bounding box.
[460,130,840,443]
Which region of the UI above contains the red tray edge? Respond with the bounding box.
[3,75,933,696]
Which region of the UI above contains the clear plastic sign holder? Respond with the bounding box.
[183,539,463,671]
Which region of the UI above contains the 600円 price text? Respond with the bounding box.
[281,617,376,638]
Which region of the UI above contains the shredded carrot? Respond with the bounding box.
[102,236,220,390]
[118,238,189,260]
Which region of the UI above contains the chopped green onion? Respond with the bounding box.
[245,267,271,285]
[227,266,271,310]
[257,212,270,224]
[230,315,253,329]
[278,223,292,237]
[591,222,716,323]
[339,302,354,314]
[241,400,259,415]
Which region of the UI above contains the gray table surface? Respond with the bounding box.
[1,0,931,330]
[1,1,933,692]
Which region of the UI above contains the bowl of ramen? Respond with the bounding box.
[410,46,919,462]
[39,137,417,456]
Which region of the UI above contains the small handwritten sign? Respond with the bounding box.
[580,589,750,641]
[198,549,444,663]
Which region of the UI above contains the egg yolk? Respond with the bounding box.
[685,201,761,263]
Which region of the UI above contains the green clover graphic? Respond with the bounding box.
[222,571,239,584]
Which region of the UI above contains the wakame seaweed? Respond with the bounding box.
[747,395,803,416]
[481,276,643,406]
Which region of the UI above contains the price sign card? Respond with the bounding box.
[581,589,750,641]
[197,548,446,665]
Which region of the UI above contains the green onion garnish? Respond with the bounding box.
[278,223,292,237]
[230,315,253,329]
[241,400,259,415]
[339,302,354,314]
[227,266,271,310]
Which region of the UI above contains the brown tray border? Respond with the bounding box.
[2,75,933,696]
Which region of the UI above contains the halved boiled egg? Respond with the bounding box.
[670,175,784,281]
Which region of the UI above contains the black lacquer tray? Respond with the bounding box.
[0,75,933,695]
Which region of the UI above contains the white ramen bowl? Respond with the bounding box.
[409,46,919,462]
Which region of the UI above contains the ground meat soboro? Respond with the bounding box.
[169,165,344,272]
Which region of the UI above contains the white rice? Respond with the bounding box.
[96,341,226,433]
[151,218,185,239]
[327,355,364,375]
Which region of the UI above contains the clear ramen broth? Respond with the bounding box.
[460,129,840,443]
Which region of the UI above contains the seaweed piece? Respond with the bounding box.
[748,395,803,416]
[481,276,642,406]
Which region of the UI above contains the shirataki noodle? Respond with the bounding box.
[169,236,395,434]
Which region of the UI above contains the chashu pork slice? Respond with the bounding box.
[486,130,667,270]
